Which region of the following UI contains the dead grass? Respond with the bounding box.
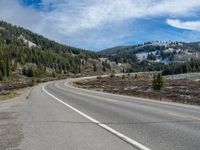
[0,88,29,101]
[74,74,200,105]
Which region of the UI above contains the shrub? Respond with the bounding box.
[52,72,56,78]
[152,73,165,91]
[110,73,115,78]
[31,78,36,85]
[97,76,102,79]
[135,74,138,79]
[0,71,3,81]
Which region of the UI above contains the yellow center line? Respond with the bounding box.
[54,83,118,103]
[169,112,200,121]
[168,112,187,118]
[191,117,200,121]
[56,82,200,122]
[76,91,118,103]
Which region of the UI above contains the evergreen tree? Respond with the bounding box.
[22,67,27,76]
[0,70,3,81]
[5,58,10,77]
[93,64,97,72]
[27,67,34,77]
[0,20,99,79]
[152,73,165,91]
[103,65,106,72]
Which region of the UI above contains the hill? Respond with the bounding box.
[0,21,108,81]
[99,41,200,75]
[99,41,200,63]
[1,20,200,81]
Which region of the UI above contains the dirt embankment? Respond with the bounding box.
[74,73,200,105]
[0,82,33,93]
[0,81,33,100]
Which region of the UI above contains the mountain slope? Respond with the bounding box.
[99,41,200,64]
[0,21,101,80]
[99,41,200,75]
[99,46,136,56]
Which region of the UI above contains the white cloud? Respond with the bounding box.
[166,19,200,31]
[0,0,42,27]
[0,0,200,50]
[40,0,200,35]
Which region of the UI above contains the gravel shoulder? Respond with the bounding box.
[0,87,31,149]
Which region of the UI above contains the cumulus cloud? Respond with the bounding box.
[166,19,200,31]
[43,0,200,35]
[0,0,43,30]
[0,0,200,50]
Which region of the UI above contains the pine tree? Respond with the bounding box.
[27,67,34,77]
[0,70,3,81]
[22,67,27,76]
[93,64,97,72]
[152,73,165,91]
[103,65,106,72]
[5,58,10,77]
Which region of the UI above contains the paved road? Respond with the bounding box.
[1,78,200,150]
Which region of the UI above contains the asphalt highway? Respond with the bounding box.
[1,77,200,150]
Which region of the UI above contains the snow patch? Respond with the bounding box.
[136,52,148,61]
[19,35,37,48]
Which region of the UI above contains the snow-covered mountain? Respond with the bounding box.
[99,41,200,64]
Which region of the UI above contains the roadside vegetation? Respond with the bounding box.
[0,21,99,81]
[1,20,200,103]
[74,73,200,105]
[152,73,165,91]
[0,21,111,99]
[0,87,30,101]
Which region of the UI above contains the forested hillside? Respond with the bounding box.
[100,41,200,63]
[0,21,99,80]
[99,41,200,75]
[1,20,200,81]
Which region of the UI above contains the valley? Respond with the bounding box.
[1,1,200,150]
[1,21,200,103]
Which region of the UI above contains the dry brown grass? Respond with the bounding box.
[74,74,200,105]
[0,88,30,101]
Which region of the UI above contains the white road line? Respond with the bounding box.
[42,85,151,150]
[64,81,200,111]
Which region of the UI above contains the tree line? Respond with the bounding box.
[0,21,99,80]
[162,59,200,75]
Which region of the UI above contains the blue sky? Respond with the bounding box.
[21,0,41,7]
[0,0,200,51]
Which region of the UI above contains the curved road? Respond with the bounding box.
[1,78,200,150]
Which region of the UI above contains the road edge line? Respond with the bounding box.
[42,85,151,150]
[64,80,200,110]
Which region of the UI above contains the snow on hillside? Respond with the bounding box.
[100,40,200,65]
[19,35,37,48]
[0,26,6,31]
[135,44,200,64]
[165,72,200,81]
[136,52,149,61]
[140,41,183,47]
